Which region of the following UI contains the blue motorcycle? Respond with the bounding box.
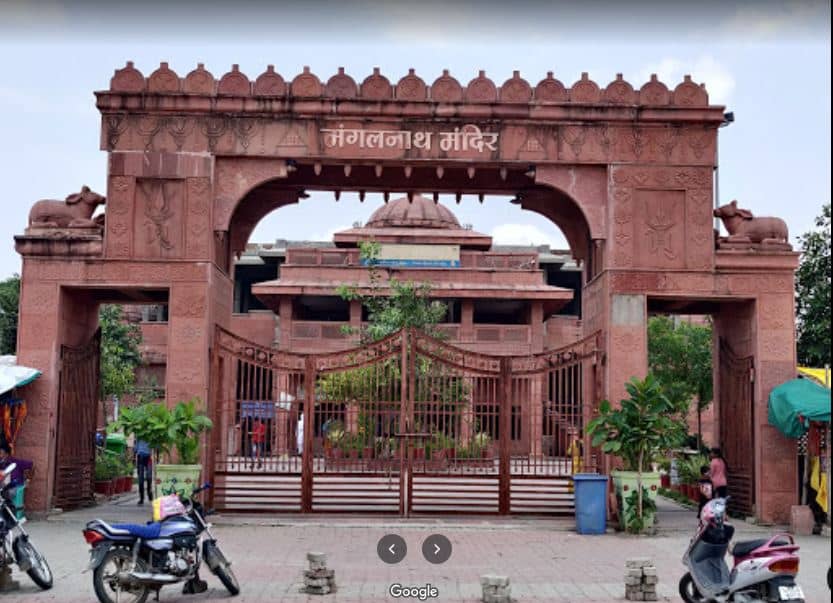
[83,483,238,603]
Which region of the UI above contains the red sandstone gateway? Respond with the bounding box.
[13,63,799,524]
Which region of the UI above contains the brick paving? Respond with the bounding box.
[6,495,830,602]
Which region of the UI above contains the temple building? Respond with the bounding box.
[132,195,583,390]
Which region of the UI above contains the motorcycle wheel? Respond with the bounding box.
[679,573,707,603]
[12,537,53,590]
[92,547,150,603]
[205,541,240,595]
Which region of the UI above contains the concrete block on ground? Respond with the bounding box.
[303,551,336,595]
[790,505,815,536]
[480,574,511,603]
[625,557,652,568]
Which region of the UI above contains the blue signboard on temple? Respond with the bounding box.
[239,401,275,419]
[360,243,461,268]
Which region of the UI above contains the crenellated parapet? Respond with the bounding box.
[96,62,723,165]
[103,62,712,108]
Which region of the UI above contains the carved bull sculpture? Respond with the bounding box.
[28,185,106,228]
[713,200,788,244]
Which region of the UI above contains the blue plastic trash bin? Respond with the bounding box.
[573,474,608,535]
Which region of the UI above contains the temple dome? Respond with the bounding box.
[365,195,460,229]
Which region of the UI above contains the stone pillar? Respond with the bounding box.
[14,263,99,513]
[460,300,474,342]
[166,282,212,408]
[607,294,648,407]
[279,298,292,349]
[274,408,290,455]
[755,292,799,523]
[530,301,544,353]
[349,300,362,332]
[528,376,543,459]
[346,402,359,434]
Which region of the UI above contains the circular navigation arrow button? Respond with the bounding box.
[421,534,452,564]
[377,534,407,564]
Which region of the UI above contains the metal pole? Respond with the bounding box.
[827,364,831,528]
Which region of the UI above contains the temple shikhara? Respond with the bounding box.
[13,62,800,523]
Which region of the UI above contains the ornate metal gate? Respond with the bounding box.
[211,327,600,516]
[53,329,100,510]
[719,339,755,516]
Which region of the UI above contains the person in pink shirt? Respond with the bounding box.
[709,447,729,498]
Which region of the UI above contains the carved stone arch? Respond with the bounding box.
[507,167,607,264]
[227,188,303,267]
[213,158,295,231]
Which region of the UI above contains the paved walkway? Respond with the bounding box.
[5,494,829,602]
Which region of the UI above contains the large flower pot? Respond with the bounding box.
[611,470,661,531]
[94,480,114,496]
[155,464,202,498]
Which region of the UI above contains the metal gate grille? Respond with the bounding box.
[719,338,755,516]
[53,330,100,510]
[211,327,600,516]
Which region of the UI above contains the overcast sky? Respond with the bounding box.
[0,1,829,278]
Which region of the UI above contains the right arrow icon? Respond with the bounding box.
[422,534,452,564]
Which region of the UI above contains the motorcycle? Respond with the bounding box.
[680,497,804,602]
[83,482,239,603]
[0,462,53,589]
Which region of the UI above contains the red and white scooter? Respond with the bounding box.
[679,497,805,602]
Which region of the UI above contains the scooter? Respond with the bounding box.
[0,463,53,590]
[679,497,804,602]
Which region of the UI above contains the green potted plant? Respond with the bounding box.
[116,452,133,494]
[325,420,345,459]
[94,450,119,497]
[342,433,361,459]
[110,397,212,497]
[586,374,685,533]
[473,432,492,459]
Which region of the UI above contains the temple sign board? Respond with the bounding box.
[363,244,462,268]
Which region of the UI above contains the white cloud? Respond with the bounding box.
[490,223,566,248]
[640,56,736,106]
[721,2,828,40]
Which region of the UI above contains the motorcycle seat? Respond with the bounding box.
[731,538,790,557]
[111,522,162,540]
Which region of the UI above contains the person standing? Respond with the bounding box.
[134,439,153,505]
[296,414,304,457]
[0,443,32,487]
[697,465,714,516]
[251,419,266,469]
[709,447,729,498]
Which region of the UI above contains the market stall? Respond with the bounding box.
[768,377,831,530]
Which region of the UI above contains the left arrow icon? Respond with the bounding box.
[377,535,406,564]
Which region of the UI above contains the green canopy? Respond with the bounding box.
[768,378,831,439]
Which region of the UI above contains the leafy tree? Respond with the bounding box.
[795,204,831,367]
[337,241,447,343]
[99,305,143,400]
[320,241,468,446]
[647,315,713,448]
[0,275,20,355]
[586,374,686,532]
[109,397,212,464]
